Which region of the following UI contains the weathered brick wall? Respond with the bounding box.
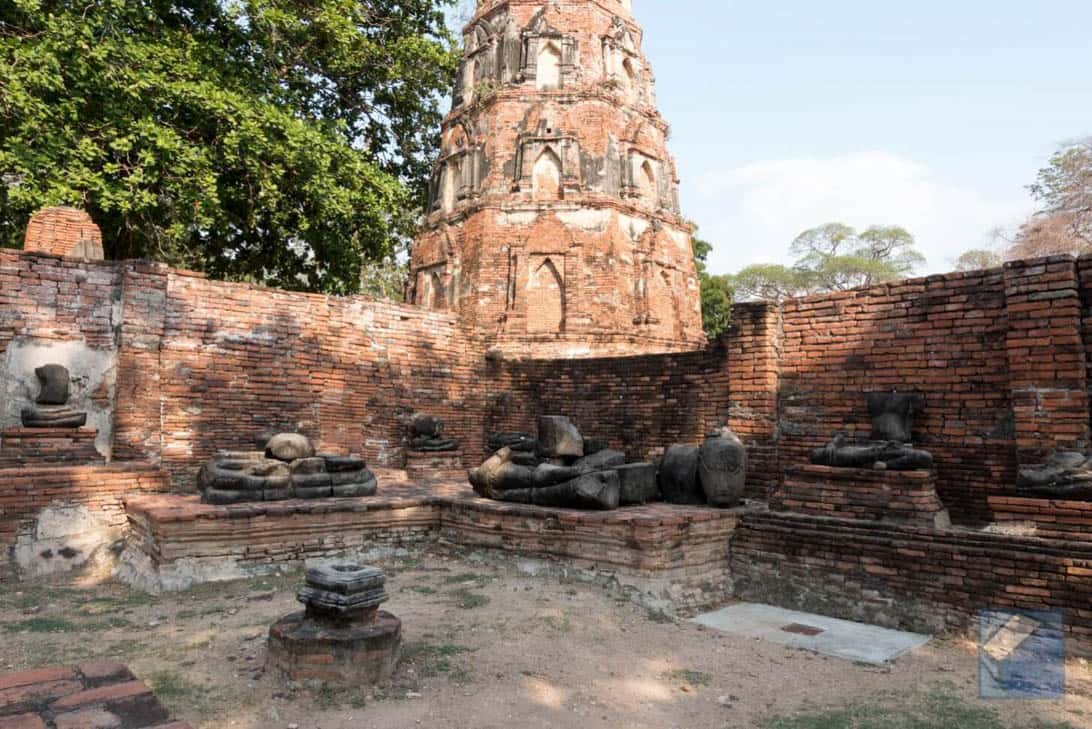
[153,272,488,484]
[0,463,169,581]
[484,342,729,464]
[23,206,104,259]
[731,512,1092,653]
[1,250,490,487]
[772,268,1016,523]
[0,250,120,354]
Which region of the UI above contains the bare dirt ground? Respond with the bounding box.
[2,545,1090,729]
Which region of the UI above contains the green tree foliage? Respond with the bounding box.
[729,223,925,302]
[691,230,734,339]
[0,0,458,294]
[953,249,1003,272]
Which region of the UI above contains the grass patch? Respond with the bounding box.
[403,585,437,595]
[441,572,487,585]
[762,685,1078,729]
[663,668,713,687]
[401,641,474,678]
[447,588,489,609]
[147,670,204,705]
[316,684,369,710]
[4,617,79,633]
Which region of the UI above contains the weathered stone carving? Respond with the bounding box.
[408,413,458,452]
[658,444,704,505]
[200,433,377,504]
[698,426,747,507]
[267,563,402,686]
[810,392,934,471]
[1017,451,1092,498]
[537,415,584,458]
[470,415,653,511]
[488,431,537,453]
[615,462,659,505]
[20,364,87,428]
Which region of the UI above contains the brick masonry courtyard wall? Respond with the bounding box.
[149,272,488,484]
[0,250,490,487]
[0,463,170,581]
[7,248,1092,523]
[731,511,1092,653]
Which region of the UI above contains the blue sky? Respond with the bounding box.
[631,0,1092,275]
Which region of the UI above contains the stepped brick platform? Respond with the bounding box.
[988,495,1092,541]
[404,450,465,481]
[0,463,170,581]
[120,471,741,611]
[0,428,102,468]
[732,511,1092,655]
[771,465,951,528]
[0,661,190,728]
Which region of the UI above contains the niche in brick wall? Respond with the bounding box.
[537,41,562,90]
[417,266,449,311]
[516,128,581,197]
[533,148,563,201]
[527,256,565,334]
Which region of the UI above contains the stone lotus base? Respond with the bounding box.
[771,464,951,528]
[266,611,402,685]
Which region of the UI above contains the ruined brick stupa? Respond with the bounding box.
[411,0,704,358]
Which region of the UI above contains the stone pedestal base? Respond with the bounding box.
[771,464,951,528]
[0,427,101,467]
[405,449,463,480]
[266,610,402,685]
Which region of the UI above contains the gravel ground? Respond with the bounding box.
[2,546,1090,729]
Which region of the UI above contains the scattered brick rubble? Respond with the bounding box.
[0,662,191,729]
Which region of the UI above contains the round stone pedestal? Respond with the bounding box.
[267,610,402,685]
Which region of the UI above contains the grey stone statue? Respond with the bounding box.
[20,364,87,428]
[200,433,378,504]
[810,392,933,471]
[1016,451,1092,498]
[468,415,656,511]
[408,413,458,452]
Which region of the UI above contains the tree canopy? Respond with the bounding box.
[952,249,1002,272]
[0,0,458,294]
[691,230,734,339]
[1002,138,1092,261]
[729,223,925,302]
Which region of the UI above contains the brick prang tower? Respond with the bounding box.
[410,0,705,358]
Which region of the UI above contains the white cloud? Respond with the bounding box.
[690,151,1033,275]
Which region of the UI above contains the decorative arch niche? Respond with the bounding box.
[429,271,447,310]
[639,159,656,200]
[536,41,562,90]
[527,256,565,334]
[532,147,562,201]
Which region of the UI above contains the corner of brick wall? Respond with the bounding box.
[1004,255,1090,463]
[724,301,783,499]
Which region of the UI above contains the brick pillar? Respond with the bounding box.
[111,261,169,463]
[1004,256,1090,463]
[725,302,783,498]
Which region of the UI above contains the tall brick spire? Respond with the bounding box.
[410,0,704,358]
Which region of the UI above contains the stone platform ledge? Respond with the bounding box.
[117,478,743,613]
[988,494,1092,541]
[0,661,191,728]
[771,464,951,528]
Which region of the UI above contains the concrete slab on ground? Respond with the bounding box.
[691,603,931,665]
